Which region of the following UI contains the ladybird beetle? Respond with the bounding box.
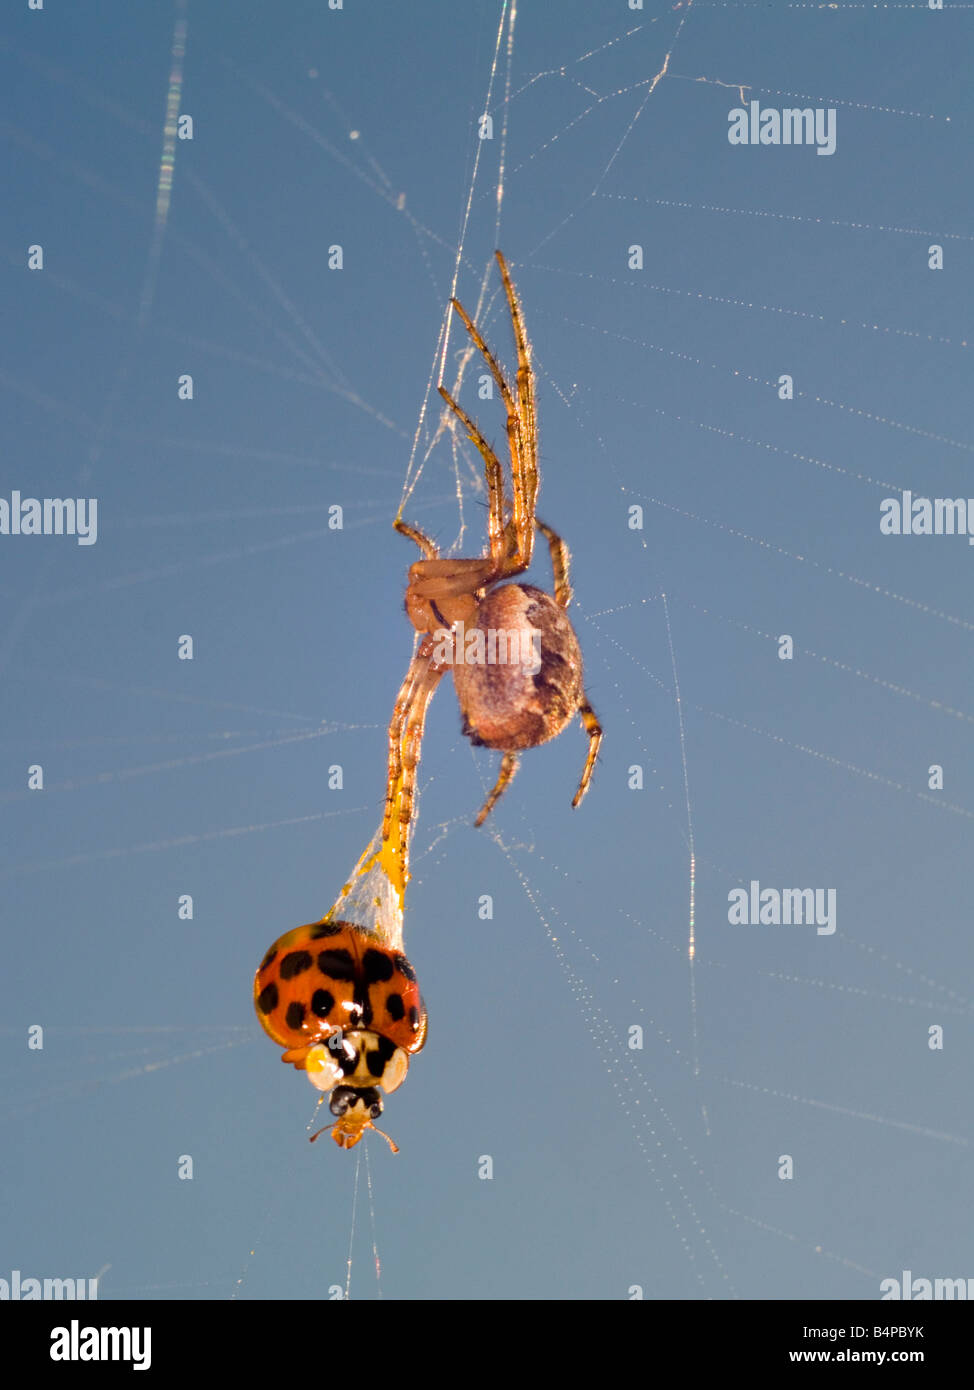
[254,918,427,1152]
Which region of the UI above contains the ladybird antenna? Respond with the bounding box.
[369,1122,400,1155]
[308,1119,400,1154]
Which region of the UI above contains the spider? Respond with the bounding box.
[383,251,601,877]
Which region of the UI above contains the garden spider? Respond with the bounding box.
[384,251,601,877]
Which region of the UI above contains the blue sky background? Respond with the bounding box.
[2,0,972,1300]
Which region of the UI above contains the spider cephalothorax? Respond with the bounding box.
[383,252,601,874]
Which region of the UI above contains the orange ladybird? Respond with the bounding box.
[255,919,427,1152]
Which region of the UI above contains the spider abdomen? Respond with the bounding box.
[453,583,583,751]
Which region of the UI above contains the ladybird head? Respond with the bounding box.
[310,1085,398,1153]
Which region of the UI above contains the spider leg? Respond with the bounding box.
[495,251,538,568]
[438,385,505,564]
[395,656,447,877]
[383,648,426,846]
[572,698,602,810]
[450,289,532,574]
[473,751,520,828]
[383,637,446,879]
[394,517,438,560]
[536,518,573,608]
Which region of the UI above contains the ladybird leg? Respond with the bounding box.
[536,518,573,608]
[395,517,438,560]
[571,697,602,809]
[473,751,520,828]
[438,384,505,565]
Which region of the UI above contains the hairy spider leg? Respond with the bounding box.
[473,751,520,827]
[495,250,538,553]
[383,641,428,848]
[536,518,573,609]
[382,636,447,880]
[449,270,537,572]
[394,517,438,560]
[537,517,600,808]
[395,655,447,877]
[572,700,603,810]
[437,385,506,563]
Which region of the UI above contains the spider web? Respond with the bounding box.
[1,0,972,1300]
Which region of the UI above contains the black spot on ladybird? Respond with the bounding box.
[257,982,278,1014]
[280,949,312,979]
[362,949,394,984]
[311,989,335,1019]
[393,952,417,983]
[385,992,405,1022]
[408,1005,421,1030]
[285,1002,305,1030]
[260,948,278,971]
[317,948,355,981]
[309,921,342,939]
